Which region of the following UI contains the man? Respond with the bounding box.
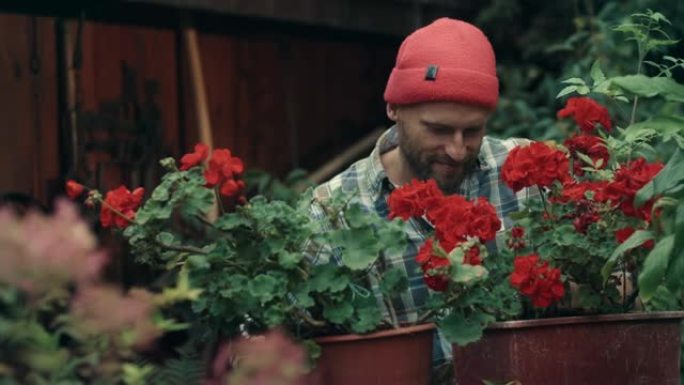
[309,18,536,383]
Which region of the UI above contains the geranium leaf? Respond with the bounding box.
[323,301,354,324]
[214,214,250,231]
[450,263,488,284]
[602,230,654,282]
[247,274,280,303]
[638,235,674,302]
[329,228,379,270]
[379,267,408,296]
[439,312,494,346]
[309,264,350,293]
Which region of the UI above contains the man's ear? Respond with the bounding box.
[386,103,399,122]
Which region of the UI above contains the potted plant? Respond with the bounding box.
[387,10,684,385]
[66,141,442,384]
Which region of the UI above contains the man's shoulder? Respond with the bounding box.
[481,136,533,168]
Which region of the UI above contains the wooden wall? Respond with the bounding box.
[0,12,398,206]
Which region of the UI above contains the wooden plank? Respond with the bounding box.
[0,14,59,205]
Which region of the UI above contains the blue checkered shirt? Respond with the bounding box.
[309,125,537,365]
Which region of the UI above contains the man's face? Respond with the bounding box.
[387,102,491,194]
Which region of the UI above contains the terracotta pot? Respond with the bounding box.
[307,323,435,385]
[452,311,684,385]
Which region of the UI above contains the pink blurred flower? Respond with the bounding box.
[205,329,307,385]
[71,285,161,349]
[0,199,107,294]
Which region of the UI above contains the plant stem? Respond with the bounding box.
[99,199,138,226]
[155,240,208,255]
[417,292,461,324]
[296,309,326,328]
[537,186,550,217]
[374,270,399,329]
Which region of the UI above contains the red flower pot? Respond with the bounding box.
[307,323,435,385]
[452,311,684,385]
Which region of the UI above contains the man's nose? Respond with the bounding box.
[445,132,467,161]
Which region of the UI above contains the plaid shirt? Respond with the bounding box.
[309,125,537,364]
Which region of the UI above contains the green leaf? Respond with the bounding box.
[610,75,684,102]
[214,214,251,231]
[186,254,210,269]
[556,85,577,98]
[602,230,654,281]
[156,232,175,245]
[151,184,170,201]
[349,303,382,333]
[638,235,675,302]
[344,204,370,229]
[590,61,606,85]
[308,264,350,293]
[278,251,303,269]
[439,312,494,346]
[561,77,586,86]
[450,263,488,284]
[379,267,409,296]
[323,301,354,324]
[636,148,684,206]
[292,285,315,308]
[329,228,380,270]
[673,204,684,258]
[247,274,280,303]
[376,219,409,255]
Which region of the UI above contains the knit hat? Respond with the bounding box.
[383,18,499,109]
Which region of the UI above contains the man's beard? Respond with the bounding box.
[398,132,478,195]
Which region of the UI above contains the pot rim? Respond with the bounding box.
[315,323,435,343]
[487,310,684,330]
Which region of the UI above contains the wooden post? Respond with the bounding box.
[182,17,219,220]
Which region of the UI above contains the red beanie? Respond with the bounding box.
[384,18,499,109]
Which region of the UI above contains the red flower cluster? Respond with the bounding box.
[179,143,247,200]
[510,254,565,308]
[506,226,526,250]
[204,149,246,198]
[564,134,609,176]
[179,143,209,171]
[100,185,144,229]
[557,97,612,134]
[387,179,442,220]
[416,239,450,291]
[66,180,85,199]
[604,157,663,221]
[502,142,570,192]
[557,180,608,203]
[389,179,501,292]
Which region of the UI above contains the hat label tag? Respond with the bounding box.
[425,64,439,81]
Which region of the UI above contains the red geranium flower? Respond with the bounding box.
[468,197,501,242]
[605,158,663,220]
[66,180,85,199]
[100,185,144,229]
[557,97,612,134]
[388,179,444,220]
[564,134,609,176]
[463,246,482,265]
[510,254,565,308]
[502,142,571,192]
[203,149,246,198]
[179,143,209,171]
